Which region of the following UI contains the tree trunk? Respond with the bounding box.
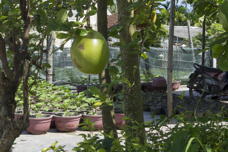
[0,1,31,150]
[97,0,117,137]
[0,80,22,152]
[201,16,206,66]
[167,0,175,117]
[117,0,145,143]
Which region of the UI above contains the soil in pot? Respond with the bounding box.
[54,114,81,132]
[114,113,125,129]
[82,115,103,130]
[27,114,52,135]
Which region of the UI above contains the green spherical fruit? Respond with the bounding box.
[70,31,110,74]
[218,12,228,31]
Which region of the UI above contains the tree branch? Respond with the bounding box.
[20,0,31,50]
[0,35,13,78]
[12,0,32,81]
[22,60,30,129]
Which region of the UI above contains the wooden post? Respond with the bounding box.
[167,0,175,117]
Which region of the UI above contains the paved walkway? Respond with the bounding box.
[13,130,85,152]
[12,112,156,152]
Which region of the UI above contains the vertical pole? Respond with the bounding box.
[187,20,196,63]
[201,16,206,66]
[167,0,175,117]
[46,32,55,83]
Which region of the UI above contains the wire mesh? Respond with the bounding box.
[53,47,208,84]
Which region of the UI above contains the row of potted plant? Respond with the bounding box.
[22,113,125,134]
[15,78,125,134]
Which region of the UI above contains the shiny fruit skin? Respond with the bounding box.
[70,31,109,74]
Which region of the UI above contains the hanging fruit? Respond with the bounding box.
[70,30,110,74]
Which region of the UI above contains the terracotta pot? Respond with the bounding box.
[172,81,181,90]
[152,77,167,87]
[27,116,52,134]
[151,77,167,91]
[114,113,125,129]
[50,117,56,128]
[83,115,103,130]
[42,111,56,128]
[54,115,81,132]
[41,112,56,128]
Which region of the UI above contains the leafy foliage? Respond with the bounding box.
[210,0,228,70]
[42,116,228,152]
[16,78,101,114]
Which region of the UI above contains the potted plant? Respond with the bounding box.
[33,80,80,129]
[79,91,103,130]
[15,83,52,135]
[54,111,81,132]
[27,113,52,135]
[53,98,82,132]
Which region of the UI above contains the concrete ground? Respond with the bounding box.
[12,112,156,152]
[13,130,85,152]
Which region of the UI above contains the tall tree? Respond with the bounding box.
[97,0,117,138]
[0,0,76,150]
[117,0,145,143]
[167,0,175,117]
[0,0,31,151]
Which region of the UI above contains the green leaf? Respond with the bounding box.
[109,66,119,75]
[107,0,114,6]
[56,9,68,24]
[80,29,90,36]
[218,12,228,31]
[220,0,228,21]
[93,101,102,107]
[0,16,7,20]
[212,44,224,58]
[185,137,197,152]
[218,49,228,71]
[210,32,228,46]
[97,149,106,152]
[86,9,97,17]
[141,52,148,59]
[56,32,70,39]
[185,137,207,152]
